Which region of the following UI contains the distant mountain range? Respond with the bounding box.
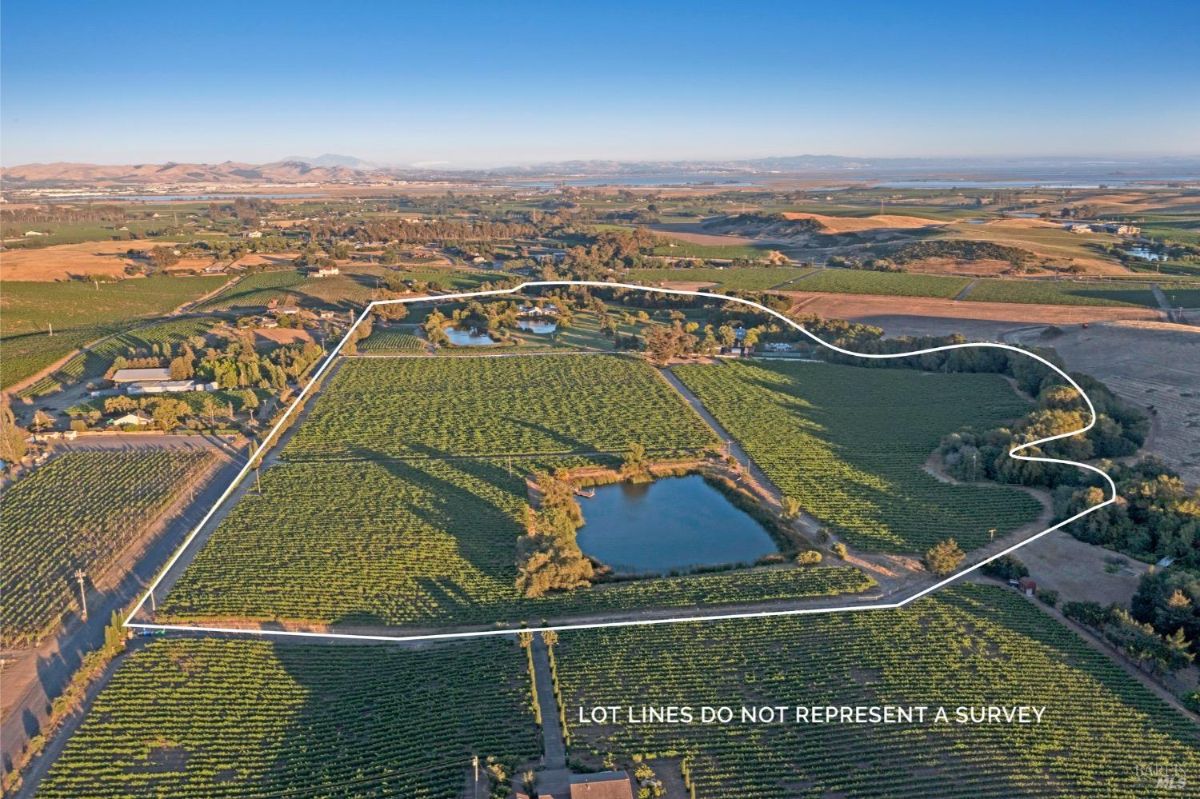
[3,154,1198,189]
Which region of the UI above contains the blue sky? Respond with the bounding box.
[2,0,1197,166]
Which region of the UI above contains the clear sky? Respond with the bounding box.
[2,0,1197,167]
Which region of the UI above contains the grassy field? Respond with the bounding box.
[556,584,1200,798]
[674,361,1042,553]
[628,267,813,290]
[37,638,539,798]
[285,355,718,460]
[0,450,216,646]
[790,269,972,298]
[161,457,872,626]
[1159,283,1200,308]
[965,279,1161,307]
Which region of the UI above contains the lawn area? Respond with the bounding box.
[673,361,1042,553]
[557,584,1200,798]
[37,638,539,798]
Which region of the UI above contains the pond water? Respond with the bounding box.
[576,475,778,574]
[1125,247,1165,262]
[517,318,558,334]
[443,325,497,346]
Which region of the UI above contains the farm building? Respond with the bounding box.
[568,771,634,798]
[107,411,152,427]
[110,367,172,384]
[311,266,340,277]
[127,380,218,396]
[1019,577,1037,597]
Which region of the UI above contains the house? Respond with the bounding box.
[202,264,227,275]
[1064,223,1091,234]
[569,771,634,799]
[107,411,153,427]
[273,305,302,316]
[244,230,263,239]
[1102,223,1140,236]
[1018,577,1037,597]
[23,230,46,237]
[311,266,340,277]
[764,342,792,352]
[111,367,173,384]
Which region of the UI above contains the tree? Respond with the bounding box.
[0,397,28,465]
[31,409,54,434]
[169,354,194,380]
[781,497,802,520]
[151,399,188,431]
[796,550,822,565]
[925,538,965,575]
[200,395,221,428]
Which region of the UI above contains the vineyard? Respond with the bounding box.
[357,329,427,352]
[161,457,873,626]
[964,279,1161,307]
[37,638,539,798]
[1,449,217,646]
[627,267,813,290]
[673,361,1042,553]
[787,269,972,298]
[555,584,1200,798]
[283,355,718,460]
[17,317,217,398]
[194,269,308,311]
[0,275,227,388]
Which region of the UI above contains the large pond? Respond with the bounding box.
[517,318,558,334]
[443,325,497,346]
[575,475,778,574]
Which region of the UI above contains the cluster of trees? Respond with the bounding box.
[110,333,325,394]
[1063,599,1193,676]
[827,255,903,272]
[981,554,1029,581]
[882,239,1033,267]
[1132,569,1200,658]
[99,390,258,431]
[308,217,538,246]
[516,471,594,598]
[1059,458,1200,569]
[561,228,661,275]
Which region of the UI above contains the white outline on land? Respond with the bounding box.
[124,280,1117,642]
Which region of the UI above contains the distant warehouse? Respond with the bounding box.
[110,367,217,395]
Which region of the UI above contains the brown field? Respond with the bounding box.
[939,221,1131,275]
[1008,320,1200,486]
[231,252,301,268]
[780,212,944,232]
[0,241,182,281]
[981,218,1061,229]
[657,280,720,291]
[648,224,761,246]
[783,290,1162,331]
[253,327,314,347]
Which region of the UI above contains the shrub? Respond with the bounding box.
[796,550,823,566]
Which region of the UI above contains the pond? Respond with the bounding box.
[517,318,558,334]
[443,325,497,346]
[575,475,778,574]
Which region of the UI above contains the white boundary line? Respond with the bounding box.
[124,280,1117,642]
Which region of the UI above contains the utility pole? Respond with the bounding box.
[74,569,88,621]
[471,755,479,799]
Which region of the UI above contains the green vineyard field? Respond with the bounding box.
[673,361,1043,552]
[161,457,873,626]
[1,449,216,646]
[284,355,718,460]
[37,638,539,798]
[556,584,1200,798]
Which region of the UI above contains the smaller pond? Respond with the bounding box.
[443,325,497,346]
[517,318,558,334]
[1125,247,1165,262]
[576,475,778,574]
